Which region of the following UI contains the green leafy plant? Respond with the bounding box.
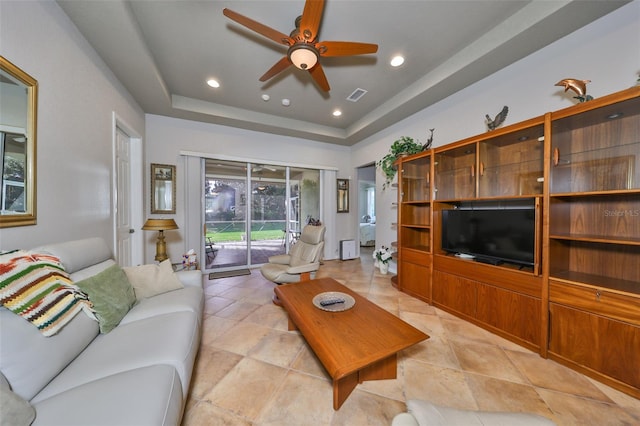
[376,136,424,189]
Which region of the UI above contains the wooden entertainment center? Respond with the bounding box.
[394,86,640,398]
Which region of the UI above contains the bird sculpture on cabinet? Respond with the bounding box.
[555,78,593,102]
[485,106,509,131]
[422,128,435,150]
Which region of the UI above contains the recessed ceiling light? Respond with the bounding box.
[207,79,220,88]
[261,94,270,101]
[282,98,290,107]
[332,110,342,117]
[390,55,405,67]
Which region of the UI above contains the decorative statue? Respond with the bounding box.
[422,128,435,150]
[486,106,509,131]
[555,78,593,102]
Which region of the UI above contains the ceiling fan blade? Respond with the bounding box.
[259,56,292,82]
[223,8,293,46]
[299,0,325,42]
[317,41,379,57]
[309,63,330,92]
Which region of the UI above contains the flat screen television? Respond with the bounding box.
[441,208,536,267]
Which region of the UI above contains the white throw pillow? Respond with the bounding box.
[123,260,184,300]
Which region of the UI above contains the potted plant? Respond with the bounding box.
[376,136,425,189]
[373,246,393,274]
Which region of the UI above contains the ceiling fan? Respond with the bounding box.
[223,0,378,92]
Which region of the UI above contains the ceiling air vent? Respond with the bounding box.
[346,88,368,102]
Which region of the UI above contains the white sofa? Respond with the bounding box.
[392,400,556,426]
[0,237,204,426]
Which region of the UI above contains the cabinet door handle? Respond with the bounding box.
[553,148,559,166]
[479,162,485,177]
[470,165,475,178]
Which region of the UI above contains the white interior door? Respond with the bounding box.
[115,127,133,266]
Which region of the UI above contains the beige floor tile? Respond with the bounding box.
[242,303,289,331]
[464,373,555,419]
[248,329,305,368]
[201,315,237,347]
[204,295,235,315]
[189,346,243,400]
[537,388,639,426]
[451,340,527,384]
[257,370,334,425]
[400,310,444,336]
[589,378,640,413]
[211,321,272,355]
[440,315,501,345]
[403,358,478,410]
[204,282,235,296]
[186,259,639,426]
[204,357,288,422]
[290,342,330,380]
[217,285,259,301]
[214,300,261,321]
[330,389,406,426]
[401,334,460,370]
[505,349,612,402]
[182,400,252,426]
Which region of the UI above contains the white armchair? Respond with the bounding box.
[260,224,326,288]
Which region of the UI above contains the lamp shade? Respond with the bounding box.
[142,218,178,231]
[288,44,318,70]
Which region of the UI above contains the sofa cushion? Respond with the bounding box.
[69,259,115,282]
[0,306,99,401]
[31,311,200,403]
[75,264,136,333]
[34,238,111,275]
[119,286,203,326]
[32,365,182,426]
[0,371,35,426]
[0,250,94,336]
[123,260,184,300]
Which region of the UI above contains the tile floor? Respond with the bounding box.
[182,250,640,425]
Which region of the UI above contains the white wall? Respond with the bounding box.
[0,0,637,264]
[351,1,640,260]
[144,114,352,262]
[0,1,145,251]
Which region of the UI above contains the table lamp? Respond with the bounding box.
[142,218,179,262]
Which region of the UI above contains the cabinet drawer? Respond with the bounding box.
[549,281,640,326]
[401,249,431,264]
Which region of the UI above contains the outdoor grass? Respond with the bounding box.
[206,221,285,242]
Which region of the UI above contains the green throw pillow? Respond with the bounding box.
[75,264,136,333]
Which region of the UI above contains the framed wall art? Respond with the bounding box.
[151,163,176,214]
[337,178,349,213]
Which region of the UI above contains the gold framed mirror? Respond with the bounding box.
[151,163,176,214]
[0,56,38,228]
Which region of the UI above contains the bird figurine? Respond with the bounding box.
[422,128,435,150]
[486,106,509,131]
[555,78,593,102]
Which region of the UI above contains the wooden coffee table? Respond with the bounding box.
[274,277,429,410]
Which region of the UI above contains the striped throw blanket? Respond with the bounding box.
[0,250,94,337]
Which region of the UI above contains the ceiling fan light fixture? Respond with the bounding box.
[288,44,318,70]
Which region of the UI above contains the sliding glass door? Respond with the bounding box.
[203,159,320,272]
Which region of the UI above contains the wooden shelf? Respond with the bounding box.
[393,87,640,398]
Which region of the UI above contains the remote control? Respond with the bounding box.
[319,298,345,306]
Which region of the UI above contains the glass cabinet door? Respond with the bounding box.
[478,124,545,198]
[401,154,430,202]
[435,143,476,200]
[550,96,640,194]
